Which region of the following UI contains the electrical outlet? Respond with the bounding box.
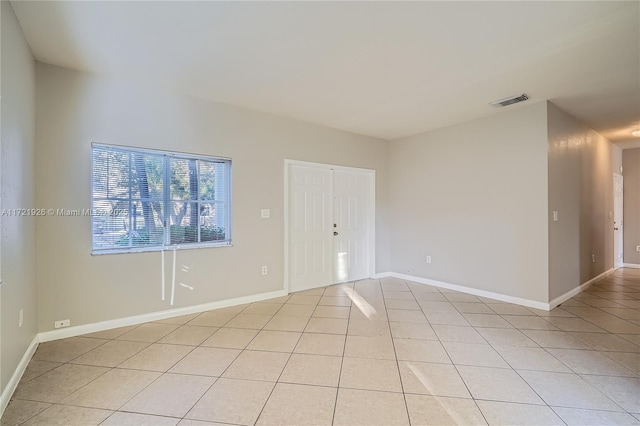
[426,256,432,264]
[261,209,270,219]
[54,319,70,329]
[591,254,595,263]
[261,265,268,275]
[19,309,23,328]
[553,211,558,222]
[636,245,640,252]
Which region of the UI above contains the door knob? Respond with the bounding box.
[333,231,339,236]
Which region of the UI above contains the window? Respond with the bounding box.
[91,143,231,254]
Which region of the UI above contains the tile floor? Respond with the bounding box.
[2,268,640,425]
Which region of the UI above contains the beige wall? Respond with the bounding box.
[388,102,550,303]
[35,64,390,332]
[623,148,640,265]
[547,102,621,300]
[0,2,38,391]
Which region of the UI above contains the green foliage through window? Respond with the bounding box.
[91,144,231,253]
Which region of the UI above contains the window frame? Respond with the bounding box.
[91,143,232,255]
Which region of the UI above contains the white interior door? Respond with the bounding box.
[614,173,624,268]
[289,165,333,291]
[287,162,373,292]
[333,170,370,283]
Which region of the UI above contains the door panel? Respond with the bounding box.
[614,173,623,268]
[333,170,369,283]
[289,165,333,291]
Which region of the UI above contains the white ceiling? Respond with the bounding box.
[10,1,640,142]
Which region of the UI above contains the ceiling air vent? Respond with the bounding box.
[489,94,529,107]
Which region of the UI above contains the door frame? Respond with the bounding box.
[284,159,376,294]
[613,172,624,269]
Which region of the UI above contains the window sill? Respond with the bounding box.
[91,241,233,256]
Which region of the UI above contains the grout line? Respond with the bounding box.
[331,281,354,425]
[251,287,320,424]
[105,304,264,423]
[381,277,415,425]
[97,411,184,425]
[407,278,493,425]
[177,301,279,424]
[106,339,199,413]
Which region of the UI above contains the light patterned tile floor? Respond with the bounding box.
[3,268,640,425]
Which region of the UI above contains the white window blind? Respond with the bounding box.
[91,143,232,254]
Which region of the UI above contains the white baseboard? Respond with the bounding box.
[0,335,39,417]
[371,272,392,279]
[622,263,640,269]
[548,268,615,310]
[381,272,550,311]
[38,289,287,343]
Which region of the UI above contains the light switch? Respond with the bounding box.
[553,211,558,222]
[261,209,270,219]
